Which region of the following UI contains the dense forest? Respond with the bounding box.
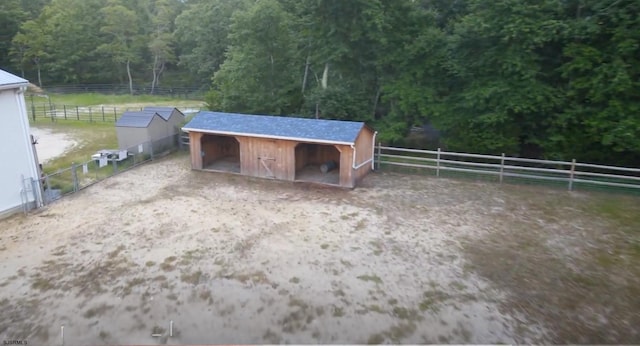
[1,0,639,165]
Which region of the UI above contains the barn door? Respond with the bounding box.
[258,141,277,178]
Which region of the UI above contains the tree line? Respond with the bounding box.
[1,0,638,165]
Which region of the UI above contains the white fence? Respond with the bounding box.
[376,146,640,191]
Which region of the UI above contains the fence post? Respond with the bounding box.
[569,159,576,191]
[113,107,117,121]
[500,153,505,184]
[89,107,93,122]
[113,158,118,174]
[71,163,79,192]
[76,106,79,120]
[102,106,105,121]
[436,148,441,177]
[376,142,382,170]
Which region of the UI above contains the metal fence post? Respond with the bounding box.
[569,159,576,191]
[63,105,67,120]
[71,163,79,192]
[436,148,441,177]
[500,153,505,184]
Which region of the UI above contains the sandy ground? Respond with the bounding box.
[30,127,77,164]
[0,154,637,345]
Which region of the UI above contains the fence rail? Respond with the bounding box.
[42,84,207,98]
[375,145,640,192]
[27,102,203,123]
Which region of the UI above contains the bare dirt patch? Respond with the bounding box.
[0,154,637,344]
[30,127,77,163]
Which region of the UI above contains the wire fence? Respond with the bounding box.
[27,102,203,123]
[41,134,185,204]
[375,145,640,194]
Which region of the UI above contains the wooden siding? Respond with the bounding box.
[294,143,340,168]
[189,132,203,169]
[237,137,296,180]
[353,127,375,183]
[201,135,239,167]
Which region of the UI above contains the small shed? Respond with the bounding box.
[182,111,377,188]
[115,107,185,151]
[142,106,185,132]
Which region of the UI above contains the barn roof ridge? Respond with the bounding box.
[116,110,165,128]
[183,111,367,145]
[142,106,184,121]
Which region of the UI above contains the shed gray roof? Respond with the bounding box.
[0,69,28,90]
[116,111,163,128]
[182,111,367,144]
[142,106,184,121]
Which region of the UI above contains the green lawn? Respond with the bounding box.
[33,121,118,174]
[41,93,203,106]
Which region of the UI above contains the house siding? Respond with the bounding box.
[0,87,41,216]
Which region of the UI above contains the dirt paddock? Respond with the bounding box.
[0,154,638,345]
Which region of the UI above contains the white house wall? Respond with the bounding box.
[0,87,41,215]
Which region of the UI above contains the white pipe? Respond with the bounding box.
[351,144,357,169]
[351,131,378,170]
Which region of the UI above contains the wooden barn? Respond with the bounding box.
[182,112,377,188]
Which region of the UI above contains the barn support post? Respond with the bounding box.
[569,159,576,191]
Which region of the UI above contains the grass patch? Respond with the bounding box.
[33,121,118,173]
[332,306,345,317]
[180,271,202,285]
[83,304,113,319]
[31,277,54,291]
[122,277,145,296]
[39,93,203,107]
[357,274,383,284]
[419,289,451,312]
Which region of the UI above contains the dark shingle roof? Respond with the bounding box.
[142,106,183,121]
[183,111,366,144]
[116,111,163,128]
